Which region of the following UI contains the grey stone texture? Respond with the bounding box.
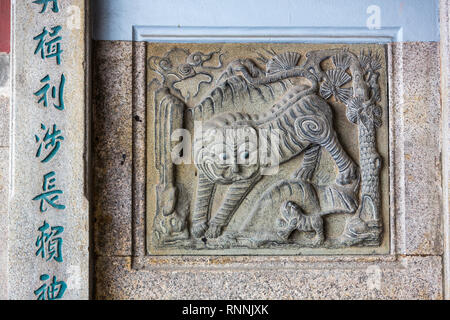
[440,0,450,299]
[92,38,447,299]
[95,255,442,299]
[0,54,9,89]
[0,148,8,299]
[0,53,9,300]
[0,95,10,147]
[0,148,8,216]
[93,41,133,256]
[8,1,89,299]
[390,42,443,256]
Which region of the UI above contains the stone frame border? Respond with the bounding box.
[440,0,450,300]
[129,29,442,274]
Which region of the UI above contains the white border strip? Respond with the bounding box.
[133,26,402,43]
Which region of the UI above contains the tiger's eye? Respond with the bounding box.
[240,151,250,160]
[219,153,227,161]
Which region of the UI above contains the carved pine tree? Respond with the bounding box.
[339,50,384,245]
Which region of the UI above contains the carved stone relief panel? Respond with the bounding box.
[146,43,389,255]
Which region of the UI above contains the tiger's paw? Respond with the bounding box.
[311,233,325,246]
[191,221,208,238]
[205,223,223,239]
[336,162,359,185]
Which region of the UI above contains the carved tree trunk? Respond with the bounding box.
[337,51,384,245]
[358,120,382,227]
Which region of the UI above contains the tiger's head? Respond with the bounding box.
[276,201,302,240]
[193,123,260,184]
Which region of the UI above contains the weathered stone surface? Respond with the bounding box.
[92,39,445,299]
[0,95,10,147]
[440,0,450,298]
[145,43,390,255]
[8,1,89,299]
[95,255,442,300]
[390,42,443,255]
[93,41,133,256]
[0,148,8,299]
[131,42,148,258]
[0,52,9,301]
[0,53,9,89]
[0,147,8,210]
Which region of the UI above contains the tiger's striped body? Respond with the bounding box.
[192,81,357,239]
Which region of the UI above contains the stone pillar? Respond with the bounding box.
[8,0,90,299]
[0,0,11,300]
[440,0,450,300]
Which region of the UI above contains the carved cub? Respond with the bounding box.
[277,201,325,246]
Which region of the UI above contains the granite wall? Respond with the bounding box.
[91,37,447,299]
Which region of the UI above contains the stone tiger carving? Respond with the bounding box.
[150,47,385,250]
[192,81,358,239]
